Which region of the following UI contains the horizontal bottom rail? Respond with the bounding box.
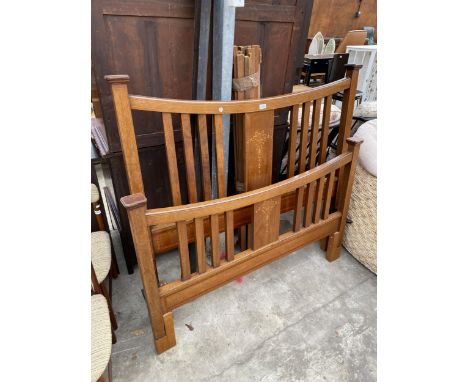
[159,212,341,312]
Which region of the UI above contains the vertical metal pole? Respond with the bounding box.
[192,0,212,200]
[212,0,243,198]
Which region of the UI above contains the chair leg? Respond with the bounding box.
[110,244,119,279]
[111,328,116,344]
[100,282,118,331]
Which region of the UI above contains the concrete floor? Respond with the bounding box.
[110,238,376,381]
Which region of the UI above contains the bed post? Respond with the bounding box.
[105,74,145,195]
[321,64,361,253]
[121,193,176,353]
[325,137,363,262]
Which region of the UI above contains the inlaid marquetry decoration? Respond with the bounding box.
[243,110,275,191]
[253,196,281,250]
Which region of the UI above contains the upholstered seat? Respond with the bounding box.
[91,183,100,204]
[91,294,112,382]
[91,231,111,284]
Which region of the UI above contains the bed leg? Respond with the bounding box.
[155,312,176,353]
[325,232,341,262]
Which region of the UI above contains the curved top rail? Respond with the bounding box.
[128,78,350,114]
[139,152,352,225]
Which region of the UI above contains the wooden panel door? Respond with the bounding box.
[92,0,196,152]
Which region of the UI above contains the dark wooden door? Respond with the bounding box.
[92,0,313,272]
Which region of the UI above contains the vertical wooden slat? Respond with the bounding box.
[163,112,191,280]
[298,102,311,173]
[308,98,321,170]
[176,221,191,280]
[313,176,326,223]
[287,104,299,178]
[323,170,335,220]
[225,211,234,261]
[303,98,321,228]
[303,180,316,228]
[213,114,226,198]
[197,114,212,201]
[210,214,220,267]
[318,95,332,165]
[162,112,182,205]
[293,187,304,232]
[181,113,198,203]
[194,217,206,274]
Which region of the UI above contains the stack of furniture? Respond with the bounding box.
[346,45,377,102]
[91,184,118,342]
[91,0,314,272]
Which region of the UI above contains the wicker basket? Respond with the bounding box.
[343,163,377,273]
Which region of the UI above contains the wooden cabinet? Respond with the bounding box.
[92,0,313,272]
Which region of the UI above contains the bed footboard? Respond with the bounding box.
[121,137,362,354]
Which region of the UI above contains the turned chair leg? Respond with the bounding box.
[110,245,119,279]
[100,283,118,331]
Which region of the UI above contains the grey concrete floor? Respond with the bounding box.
[110,238,376,381]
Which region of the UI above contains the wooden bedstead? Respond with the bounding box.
[105,64,362,354]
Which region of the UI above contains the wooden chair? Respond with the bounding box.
[105,65,362,354]
[91,184,118,341]
[91,294,112,382]
[308,31,324,55]
[335,30,367,53]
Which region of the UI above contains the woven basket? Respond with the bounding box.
[343,163,377,273]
